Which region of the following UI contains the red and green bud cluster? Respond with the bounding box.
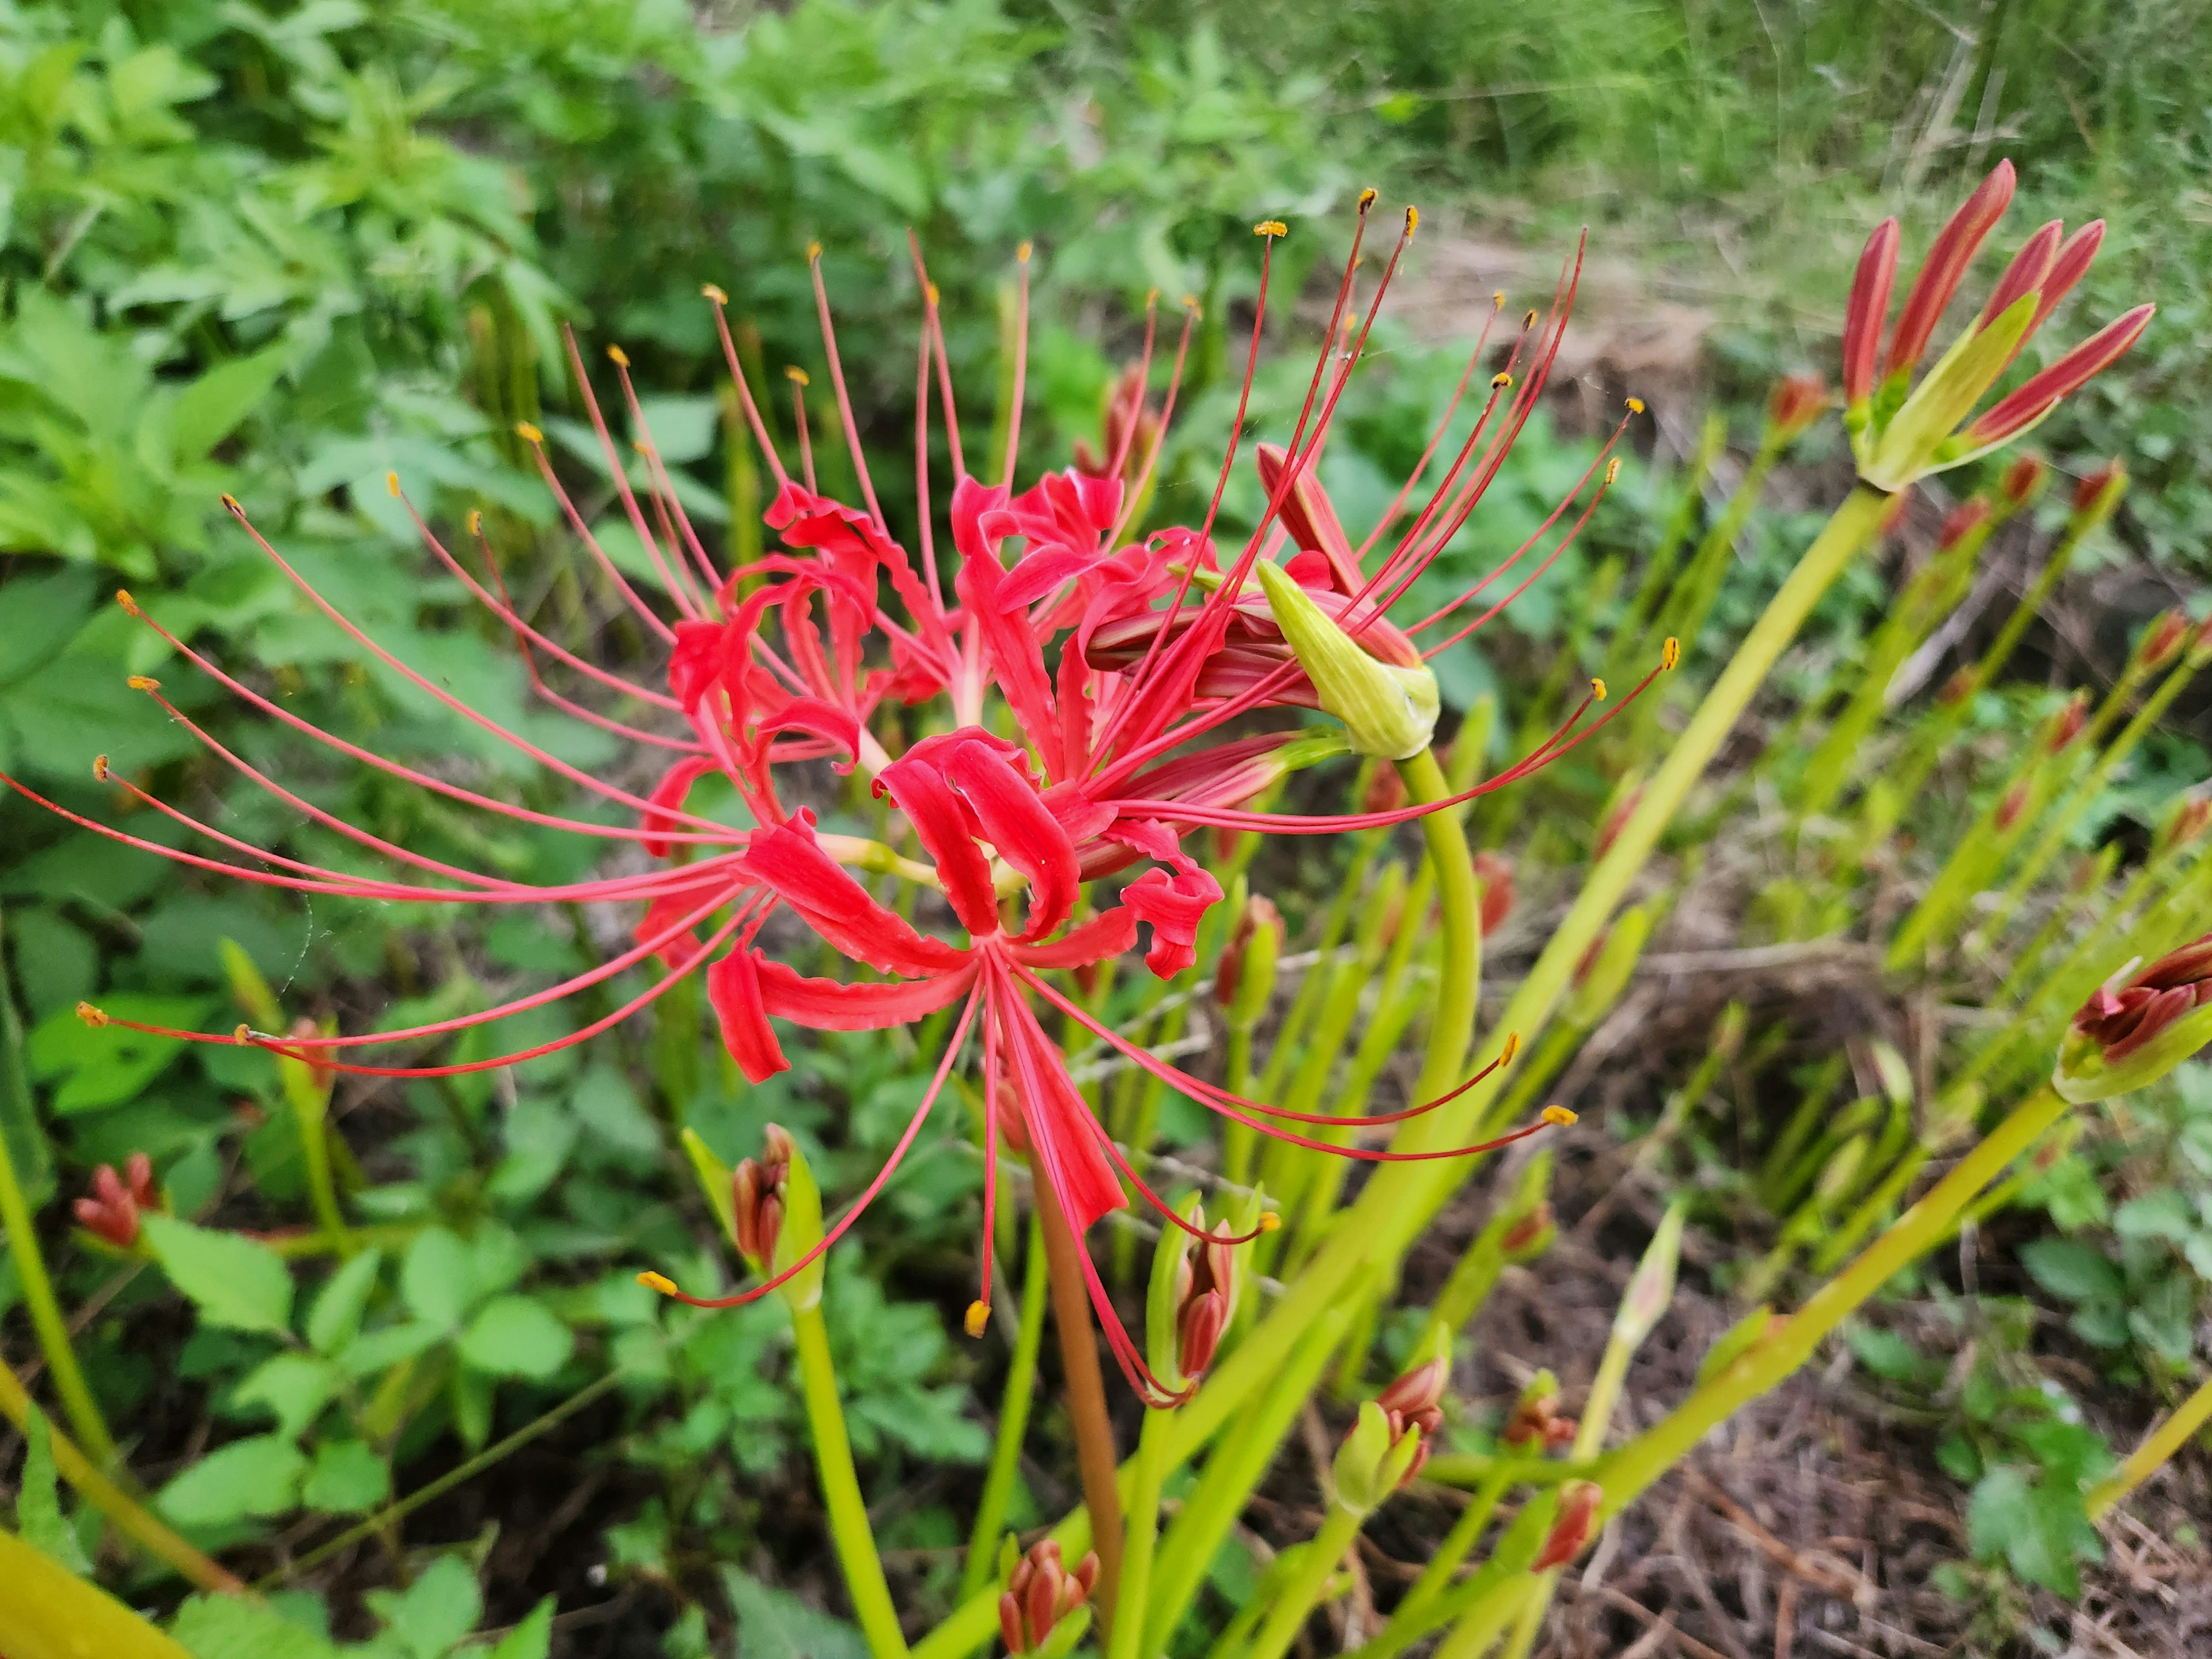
[1335,1351,1448,1509]
[1500,1369,1577,1453]
[75,1152,157,1248]
[1532,1480,1604,1571]
[998,1539,1099,1656]
[1840,161,2152,491]
[1764,375,1828,445]
[2057,933,2212,1103]
[732,1124,797,1271]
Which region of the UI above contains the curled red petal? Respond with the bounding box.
[706,948,791,1084]
[945,740,1080,942]
[879,752,1000,936]
[643,757,721,859]
[754,956,979,1031]
[1840,218,1899,404]
[745,813,971,976]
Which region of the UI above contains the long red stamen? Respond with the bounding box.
[905,233,967,481]
[809,244,891,535]
[704,285,791,493]
[517,426,677,643]
[999,243,1032,489]
[562,327,703,619]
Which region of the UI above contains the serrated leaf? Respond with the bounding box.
[21,1406,93,1573]
[172,1593,344,1659]
[306,1247,384,1355]
[157,1434,306,1527]
[367,1554,480,1659]
[458,1295,573,1380]
[720,1568,869,1659]
[487,1598,555,1659]
[301,1439,389,1514]
[231,1352,339,1441]
[142,1213,294,1335]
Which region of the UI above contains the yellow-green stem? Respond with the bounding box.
[0,1083,112,1467]
[795,1302,910,1657]
[1110,1406,1175,1659]
[961,1211,1051,1603]
[1238,1502,1363,1659]
[1359,1467,1512,1659]
[0,1347,240,1592]
[0,1524,200,1659]
[2086,1372,2212,1519]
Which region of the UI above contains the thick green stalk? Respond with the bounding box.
[961,1213,1050,1603]
[1237,1503,1363,1659]
[795,1304,909,1657]
[2087,1372,2212,1518]
[0,1351,239,1592]
[0,1524,199,1659]
[0,1084,112,1469]
[1593,1084,2069,1515]
[1109,1406,1175,1659]
[1399,747,1483,1102]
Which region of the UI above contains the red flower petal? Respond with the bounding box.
[755,956,978,1029]
[706,948,790,1084]
[945,739,1081,942]
[642,757,721,859]
[744,813,971,976]
[879,752,1001,937]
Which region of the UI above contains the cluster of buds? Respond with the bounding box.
[1146,1190,1268,1393]
[997,1538,1099,1657]
[75,1152,158,1248]
[1841,160,2152,492]
[1334,1347,1448,1512]
[732,1124,795,1268]
[1532,1479,1604,1571]
[1500,1369,1577,1453]
[2057,932,2212,1103]
[663,1123,826,1315]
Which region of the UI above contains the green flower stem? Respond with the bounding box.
[1109,1404,1176,1659]
[0,1090,112,1470]
[794,1301,910,1658]
[0,1346,240,1593]
[1029,1148,1124,1643]
[2086,1370,2212,1519]
[1239,1502,1363,1659]
[1429,1571,1541,1659]
[1592,1084,2070,1518]
[0,1523,199,1659]
[294,1096,353,1256]
[961,1213,1050,1603]
[1358,1466,1512,1659]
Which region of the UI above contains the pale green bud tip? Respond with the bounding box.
[1251,559,1440,759]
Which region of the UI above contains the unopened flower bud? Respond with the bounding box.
[286,1015,336,1094]
[2135,610,2190,673]
[1498,1200,1555,1260]
[2160,795,2212,855]
[1146,1188,1263,1395]
[1614,1200,1685,1348]
[1363,763,1407,816]
[1764,375,1827,444]
[1998,454,2047,512]
[1215,894,1283,1018]
[1532,1480,1604,1571]
[2041,692,2088,756]
[1937,666,1975,706]
[1252,558,1440,759]
[1472,851,1515,938]
[730,1124,824,1310]
[2070,459,2127,524]
[1501,1369,1577,1452]
[74,1152,158,1248]
[1994,781,2029,832]
[2057,932,2212,1103]
[1936,498,1990,551]
[999,1537,1099,1656]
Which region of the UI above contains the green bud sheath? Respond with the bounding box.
[1252,558,1441,760]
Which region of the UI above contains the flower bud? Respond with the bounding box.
[1998,454,2047,512]
[731,1124,825,1310]
[1613,1200,1685,1349]
[1763,375,1827,445]
[1498,1200,1556,1260]
[1501,1369,1577,1452]
[1994,781,2029,832]
[1936,498,1990,551]
[2041,691,2088,756]
[1215,893,1283,1018]
[74,1152,158,1248]
[1252,558,1441,759]
[2056,932,2212,1103]
[1335,1343,1448,1511]
[1532,1480,1604,1571]
[2070,460,2127,527]
[1363,763,1407,816]
[2135,610,2190,673]
[1937,666,1975,707]
[998,1538,1099,1656]
[2159,794,2212,855]
[1472,851,1515,938]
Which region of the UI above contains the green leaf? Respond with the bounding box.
[21,1406,93,1573]
[458,1295,573,1380]
[301,1439,389,1514]
[172,346,291,461]
[402,1226,476,1331]
[366,1553,481,1659]
[157,1434,307,1527]
[1847,1326,1939,1386]
[720,1568,869,1659]
[1967,1463,2101,1597]
[486,1598,555,1659]
[306,1248,384,1355]
[2113,1188,2196,1244]
[142,1214,295,1335]
[334,1319,446,1380]
[26,995,214,1113]
[171,1594,345,1659]
[2018,1238,2123,1307]
[231,1352,339,1441]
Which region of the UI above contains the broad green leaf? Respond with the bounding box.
[721,1568,869,1659]
[172,346,290,461]
[172,1593,344,1659]
[402,1226,475,1331]
[301,1439,389,1514]
[458,1295,573,1380]
[366,1553,481,1659]
[334,1319,446,1380]
[231,1352,339,1440]
[307,1247,384,1355]
[487,1598,555,1659]
[2018,1238,2123,1307]
[26,994,214,1113]
[21,1406,94,1573]
[157,1434,306,1526]
[142,1213,294,1335]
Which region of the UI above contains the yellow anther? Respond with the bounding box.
[1016,240,1033,263]
[1524,309,1539,329]
[1605,457,1622,484]
[637,1271,678,1297]
[92,755,109,781]
[1253,219,1288,238]
[467,509,482,536]
[220,493,241,512]
[127,676,159,692]
[1491,371,1513,390]
[514,421,543,444]
[386,471,400,497]
[1625,396,1646,415]
[1259,1211,1282,1233]
[77,1002,108,1028]
[964,1300,991,1338]
[702,283,728,304]
[1500,1031,1520,1066]
[115,589,138,614]
[1662,637,1681,671]
[1493,289,1506,308]
[1145,285,1161,306]
[1404,204,1419,233]
[925,282,940,306]
[1541,1104,1578,1127]
[1592,677,1608,701]
[234,1024,252,1044]
[1357,187,1378,212]
[806,240,823,261]
[607,344,630,368]
[785,366,810,386]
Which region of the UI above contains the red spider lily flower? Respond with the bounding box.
[9,199,1654,1399]
[75,1152,158,1248]
[1841,161,2150,491]
[2058,931,2212,1102]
